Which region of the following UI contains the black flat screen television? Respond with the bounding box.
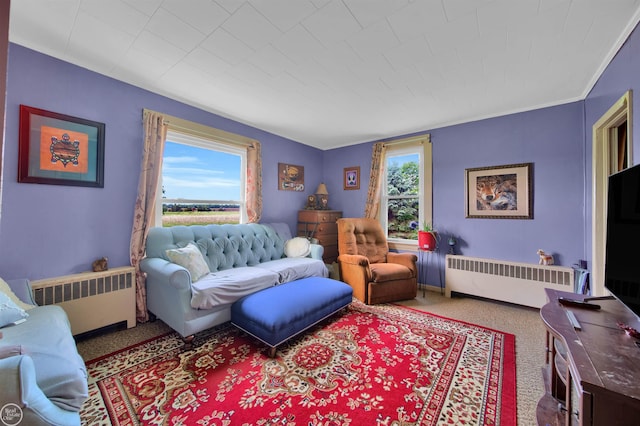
[604,163,640,319]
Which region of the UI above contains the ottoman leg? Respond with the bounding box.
[268,346,277,358]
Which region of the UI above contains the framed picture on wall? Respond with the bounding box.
[278,162,305,191]
[18,105,105,188]
[465,162,533,219]
[343,166,360,190]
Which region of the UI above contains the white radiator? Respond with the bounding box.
[31,266,136,336]
[445,255,574,308]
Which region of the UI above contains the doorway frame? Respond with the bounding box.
[591,90,632,296]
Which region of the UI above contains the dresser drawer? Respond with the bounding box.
[298,210,341,224]
[297,223,337,236]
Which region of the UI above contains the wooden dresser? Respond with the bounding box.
[538,288,640,425]
[297,210,342,263]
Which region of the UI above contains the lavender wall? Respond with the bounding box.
[583,23,640,263]
[324,102,587,289]
[0,45,324,280]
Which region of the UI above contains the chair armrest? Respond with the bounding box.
[387,252,418,275]
[338,254,372,302]
[308,243,324,260]
[140,257,191,290]
[0,355,81,426]
[6,278,37,306]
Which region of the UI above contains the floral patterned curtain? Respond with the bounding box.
[130,111,167,323]
[246,141,262,223]
[364,142,387,219]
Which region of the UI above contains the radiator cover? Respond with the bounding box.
[31,266,136,336]
[445,254,574,308]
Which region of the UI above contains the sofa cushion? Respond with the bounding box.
[166,243,210,282]
[255,258,329,284]
[0,291,29,328]
[190,267,279,309]
[284,237,311,258]
[0,305,88,412]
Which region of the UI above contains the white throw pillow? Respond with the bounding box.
[284,237,311,258]
[0,278,35,310]
[0,291,29,328]
[166,243,210,282]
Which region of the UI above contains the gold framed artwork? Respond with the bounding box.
[278,163,305,191]
[343,166,360,190]
[465,162,533,219]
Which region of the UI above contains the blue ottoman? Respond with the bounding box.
[231,277,353,357]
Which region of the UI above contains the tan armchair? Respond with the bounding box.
[337,218,417,304]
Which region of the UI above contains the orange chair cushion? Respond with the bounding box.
[369,262,413,283]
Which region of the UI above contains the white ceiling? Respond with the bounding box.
[9,1,640,150]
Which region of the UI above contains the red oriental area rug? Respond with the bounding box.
[81,301,516,425]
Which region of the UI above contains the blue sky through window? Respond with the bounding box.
[162,141,241,201]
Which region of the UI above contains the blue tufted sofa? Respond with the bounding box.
[141,223,328,341]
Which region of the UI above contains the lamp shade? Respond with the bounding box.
[315,183,329,195]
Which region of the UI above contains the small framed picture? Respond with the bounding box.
[343,166,360,190]
[18,105,105,188]
[465,162,533,219]
[278,163,305,191]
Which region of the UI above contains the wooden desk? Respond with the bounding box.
[537,289,640,425]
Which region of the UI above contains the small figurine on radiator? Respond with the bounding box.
[537,249,554,266]
[92,257,109,272]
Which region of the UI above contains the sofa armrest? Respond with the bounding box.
[6,278,37,306]
[0,355,81,426]
[140,257,191,290]
[337,254,371,302]
[387,252,418,275]
[308,243,324,260]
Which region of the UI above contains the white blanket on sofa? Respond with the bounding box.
[190,267,278,309]
[255,257,328,283]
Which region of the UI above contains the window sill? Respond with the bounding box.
[388,241,418,252]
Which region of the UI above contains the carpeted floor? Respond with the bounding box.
[76,291,545,425]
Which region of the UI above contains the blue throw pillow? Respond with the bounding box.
[0,291,29,328]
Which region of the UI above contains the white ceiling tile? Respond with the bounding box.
[9,0,79,53]
[273,24,326,64]
[248,44,297,77]
[387,1,446,43]
[161,0,230,35]
[80,0,149,37]
[302,0,361,47]
[343,0,408,28]
[183,47,233,76]
[384,37,432,70]
[66,11,135,70]
[214,0,246,15]
[133,30,188,66]
[249,0,317,32]
[222,3,282,50]
[122,0,162,16]
[146,7,206,51]
[200,29,255,66]
[112,46,175,81]
[347,20,399,59]
[424,13,479,55]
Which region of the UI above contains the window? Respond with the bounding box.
[155,130,247,227]
[380,135,432,249]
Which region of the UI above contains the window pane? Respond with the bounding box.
[162,141,241,227]
[386,153,420,240]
